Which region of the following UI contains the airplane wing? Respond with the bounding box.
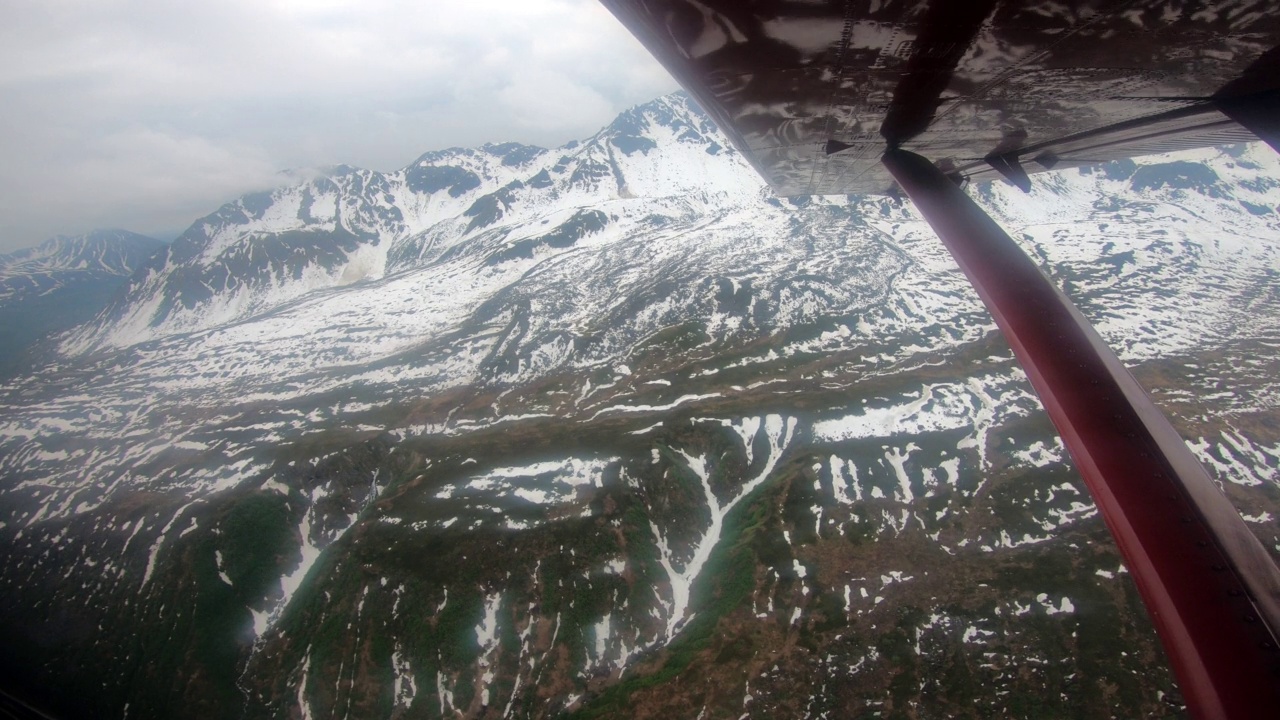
[600,0,1280,195]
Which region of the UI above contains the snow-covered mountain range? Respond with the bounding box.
[61,96,751,355]
[0,229,163,305]
[1,94,1279,719]
[0,229,164,375]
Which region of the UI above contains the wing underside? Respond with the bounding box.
[601,0,1280,195]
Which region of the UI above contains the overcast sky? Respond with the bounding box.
[0,0,679,253]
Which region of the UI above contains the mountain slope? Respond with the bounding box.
[0,96,1279,719]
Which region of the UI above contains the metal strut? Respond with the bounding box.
[882,148,1280,720]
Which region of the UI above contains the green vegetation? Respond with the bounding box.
[570,462,786,719]
[220,493,295,597]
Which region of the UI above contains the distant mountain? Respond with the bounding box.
[62,96,741,355]
[0,229,164,374]
[1,95,1279,719]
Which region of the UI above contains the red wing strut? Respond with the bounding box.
[884,148,1280,719]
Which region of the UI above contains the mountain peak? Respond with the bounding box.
[602,91,721,157]
[480,142,547,167]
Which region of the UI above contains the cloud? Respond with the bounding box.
[498,68,619,134]
[0,0,678,251]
